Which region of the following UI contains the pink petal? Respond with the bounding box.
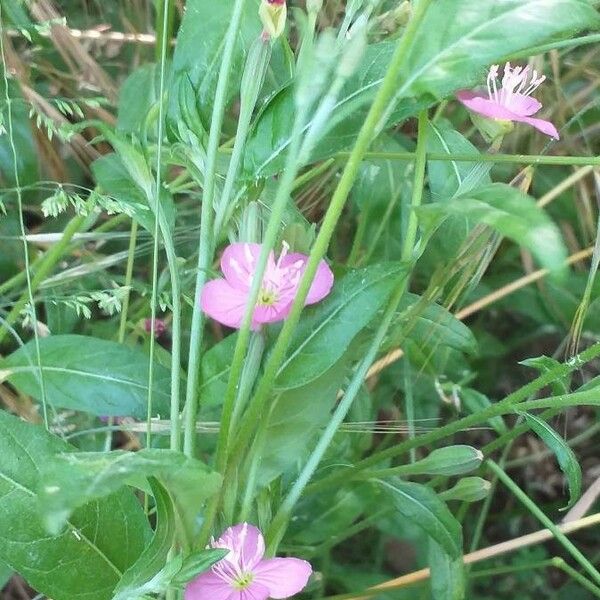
[221,243,276,291]
[506,93,542,116]
[239,582,270,600]
[457,90,559,139]
[185,570,238,600]
[280,253,334,305]
[516,115,560,140]
[456,91,516,121]
[200,279,248,329]
[218,523,266,571]
[253,301,293,325]
[253,558,312,599]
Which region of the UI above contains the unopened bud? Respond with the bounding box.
[401,445,484,477]
[439,477,491,503]
[144,318,167,338]
[259,0,287,40]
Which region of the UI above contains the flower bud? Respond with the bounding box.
[439,477,491,503]
[400,445,483,477]
[259,0,287,40]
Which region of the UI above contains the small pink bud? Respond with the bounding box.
[144,318,167,337]
[259,0,287,40]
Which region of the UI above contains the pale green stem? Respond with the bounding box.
[213,38,272,237]
[487,460,600,586]
[226,0,435,478]
[306,341,600,495]
[183,0,249,459]
[265,109,429,552]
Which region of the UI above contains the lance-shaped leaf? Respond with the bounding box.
[522,412,582,510]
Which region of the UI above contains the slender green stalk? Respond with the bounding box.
[336,150,600,166]
[117,221,139,343]
[146,0,172,450]
[227,0,435,475]
[306,341,600,494]
[487,460,600,586]
[183,0,249,458]
[105,220,139,452]
[265,110,429,552]
[0,211,87,345]
[213,37,272,236]
[0,15,48,425]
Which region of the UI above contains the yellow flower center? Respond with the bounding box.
[233,572,254,590]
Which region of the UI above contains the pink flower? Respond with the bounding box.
[200,242,334,330]
[456,63,559,139]
[185,523,312,600]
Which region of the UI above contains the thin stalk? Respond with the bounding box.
[487,460,600,586]
[306,341,600,495]
[227,0,435,478]
[213,37,272,236]
[0,211,87,344]
[183,0,249,458]
[265,109,429,553]
[105,220,139,452]
[335,150,600,166]
[146,0,171,450]
[0,14,48,426]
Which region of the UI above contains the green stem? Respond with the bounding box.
[487,460,600,586]
[213,37,272,237]
[336,150,600,166]
[0,211,87,345]
[265,109,429,553]
[227,0,435,481]
[306,341,600,495]
[154,0,175,61]
[105,220,139,452]
[183,0,249,459]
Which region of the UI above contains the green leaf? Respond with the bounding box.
[92,153,156,231]
[0,410,150,600]
[172,549,230,587]
[276,263,407,389]
[117,64,158,134]
[258,358,350,486]
[427,120,491,201]
[395,293,478,357]
[461,389,507,436]
[199,333,238,409]
[521,356,572,395]
[0,335,173,419]
[429,541,465,600]
[417,183,568,273]
[112,479,176,600]
[38,449,222,539]
[0,73,39,187]
[168,0,260,129]
[522,412,582,510]
[376,478,462,559]
[0,559,11,589]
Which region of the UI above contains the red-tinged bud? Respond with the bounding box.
[259,0,287,40]
[144,318,167,337]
